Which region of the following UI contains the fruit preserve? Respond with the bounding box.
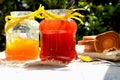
[39,19,77,62]
[5,11,39,60]
[6,35,39,60]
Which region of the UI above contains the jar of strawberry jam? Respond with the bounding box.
[39,9,78,62]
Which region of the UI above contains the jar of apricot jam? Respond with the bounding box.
[5,11,39,60]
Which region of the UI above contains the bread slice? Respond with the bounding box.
[78,40,96,52]
[94,31,120,52]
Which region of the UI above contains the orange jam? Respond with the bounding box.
[5,36,39,60]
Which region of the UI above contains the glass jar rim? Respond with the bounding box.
[10,11,32,17]
[47,9,68,16]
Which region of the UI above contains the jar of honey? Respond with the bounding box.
[39,9,78,62]
[5,11,39,60]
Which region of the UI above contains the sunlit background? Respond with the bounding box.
[0,0,120,51]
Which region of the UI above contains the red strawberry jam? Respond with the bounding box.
[39,19,77,62]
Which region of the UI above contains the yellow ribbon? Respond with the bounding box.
[5,4,84,33]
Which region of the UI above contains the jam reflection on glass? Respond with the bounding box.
[39,19,77,62]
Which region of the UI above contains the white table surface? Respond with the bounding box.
[0,46,120,80]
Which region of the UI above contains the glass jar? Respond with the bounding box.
[5,11,39,60]
[39,9,77,62]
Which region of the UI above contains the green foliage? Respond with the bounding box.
[22,0,70,10]
[42,0,67,9]
[76,1,120,42]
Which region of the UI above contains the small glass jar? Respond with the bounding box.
[5,11,39,60]
[39,9,77,62]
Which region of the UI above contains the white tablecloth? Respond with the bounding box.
[0,46,120,80]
